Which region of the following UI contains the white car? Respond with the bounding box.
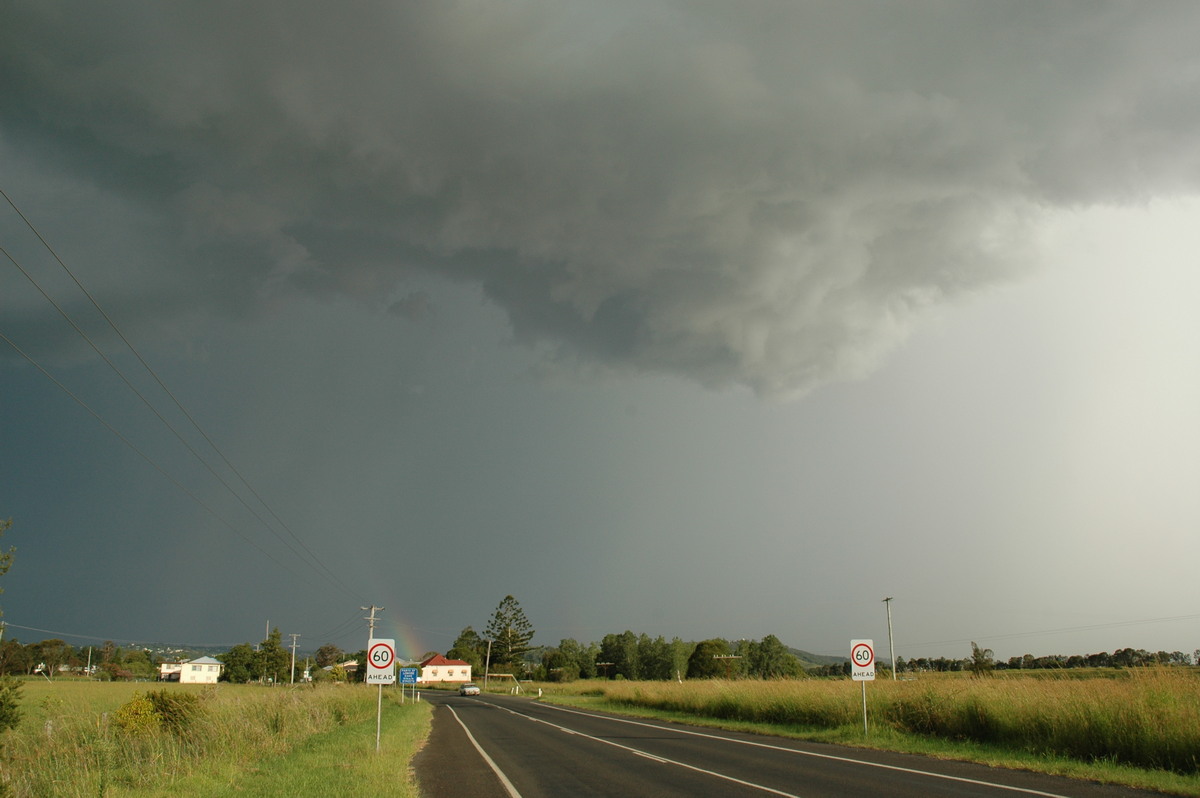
[459,683,480,696]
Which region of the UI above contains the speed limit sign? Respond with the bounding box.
[366,638,397,684]
[850,639,875,681]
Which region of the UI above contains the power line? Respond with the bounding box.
[2,245,357,596]
[0,329,312,582]
[309,609,370,644]
[1,186,366,602]
[0,618,361,651]
[0,621,232,650]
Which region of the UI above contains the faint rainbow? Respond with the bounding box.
[377,618,426,663]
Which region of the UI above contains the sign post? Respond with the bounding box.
[851,639,875,736]
[366,639,396,751]
[367,639,397,684]
[400,666,418,704]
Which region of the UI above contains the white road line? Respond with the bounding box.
[535,702,1072,798]
[446,705,524,798]
[492,702,803,797]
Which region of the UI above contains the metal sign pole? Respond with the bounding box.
[861,681,868,737]
[851,639,875,738]
[374,681,384,748]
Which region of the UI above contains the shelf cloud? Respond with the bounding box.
[4,1,1200,396]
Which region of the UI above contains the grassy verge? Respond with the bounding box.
[0,680,430,797]
[137,691,431,797]
[533,670,1200,797]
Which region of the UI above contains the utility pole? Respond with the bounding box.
[361,605,384,685]
[484,639,493,689]
[883,597,896,680]
[259,620,270,684]
[361,605,386,754]
[288,634,301,685]
[713,654,742,679]
[362,605,384,638]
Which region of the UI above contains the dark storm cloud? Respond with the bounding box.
[4,1,1200,396]
[388,291,432,322]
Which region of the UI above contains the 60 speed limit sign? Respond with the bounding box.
[850,639,875,681]
[366,638,397,684]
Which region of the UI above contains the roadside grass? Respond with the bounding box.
[0,680,430,798]
[533,669,1200,797]
[131,691,431,797]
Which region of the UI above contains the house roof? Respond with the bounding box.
[420,654,470,668]
[188,656,222,665]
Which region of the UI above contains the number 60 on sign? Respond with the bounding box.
[850,639,875,681]
[366,638,396,684]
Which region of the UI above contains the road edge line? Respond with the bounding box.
[446,705,524,798]
[535,701,1070,798]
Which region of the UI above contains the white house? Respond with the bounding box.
[159,661,185,680]
[419,653,471,684]
[180,656,223,684]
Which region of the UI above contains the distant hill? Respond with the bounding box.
[142,643,233,661]
[788,647,848,669]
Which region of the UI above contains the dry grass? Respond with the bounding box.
[543,668,1200,775]
[0,680,424,797]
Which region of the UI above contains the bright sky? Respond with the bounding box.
[2,2,1199,663]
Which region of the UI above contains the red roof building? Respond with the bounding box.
[419,653,472,683]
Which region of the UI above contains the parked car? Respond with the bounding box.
[459,682,480,696]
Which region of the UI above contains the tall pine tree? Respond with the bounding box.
[485,595,535,670]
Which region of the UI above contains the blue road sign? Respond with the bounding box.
[399,667,418,684]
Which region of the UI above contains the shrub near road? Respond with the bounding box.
[0,680,429,797]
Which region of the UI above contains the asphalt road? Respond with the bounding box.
[413,690,1163,798]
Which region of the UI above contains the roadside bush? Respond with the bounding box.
[0,676,22,733]
[113,693,160,735]
[113,689,205,738]
[146,689,202,734]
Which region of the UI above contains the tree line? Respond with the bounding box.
[809,646,1199,677]
[440,595,805,681]
[6,633,1192,683]
[3,586,1196,685]
[0,630,372,685]
[908,647,1195,673]
[0,637,162,680]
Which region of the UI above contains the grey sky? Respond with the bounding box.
[2,2,1199,661]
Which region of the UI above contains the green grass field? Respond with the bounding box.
[0,680,430,798]
[6,669,1199,796]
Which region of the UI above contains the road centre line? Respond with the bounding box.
[446,705,524,798]
[631,750,670,764]
[493,702,802,797]
[535,702,1073,798]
